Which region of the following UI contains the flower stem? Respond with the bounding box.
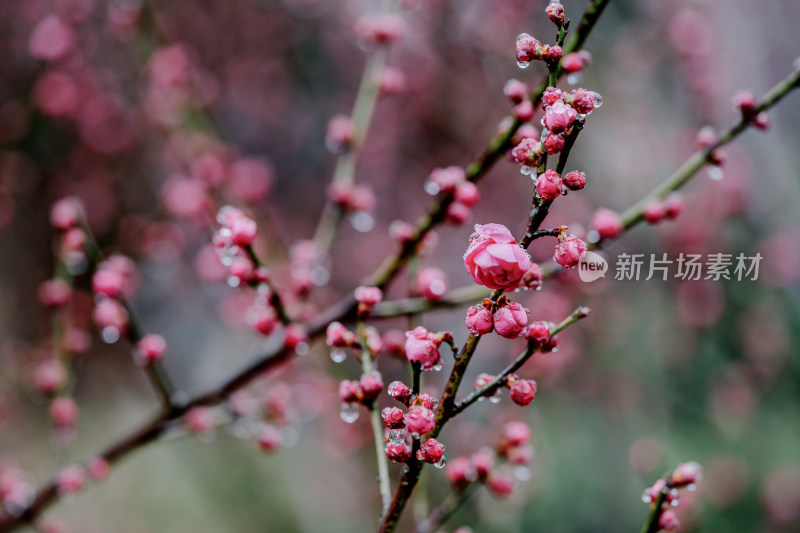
[415,483,480,533]
[640,482,670,533]
[244,244,292,325]
[359,320,393,513]
[453,306,590,415]
[78,219,177,411]
[312,46,390,256]
[616,69,800,233]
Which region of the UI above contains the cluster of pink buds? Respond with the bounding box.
[465,296,529,339]
[213,206,267,287]
[540,87,601,157]
[404,326,454,371]
[464,224,532,290]
[91,256,138,343]
[213,206,290,339]
[510,137,543,174]
[287,240,322,295]
[49,197,87,274]
[382,383,444,466]
[326,321,383,362]
[642,193,684,225]
[642,462,703,532]
[515,33,562,69]
[553,231,587,268]
[339,372,385,422]
[733,90,770,130]
[695,126,726,179]
[388,221,439,256]
[424,166,480,225]
[328,182,376,216]
[504,79,534,121]
[446,421,534,498]
[223,384,304,453]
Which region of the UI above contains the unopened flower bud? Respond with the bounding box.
[417,438,445,464]
[592,208,623,240]
[493,302,528,339]
[136,334,167,364]
[382,407,405,429]
[465,305,494,335]
[503,79,528,104]
[522,263,544,290]
[405,405,435,435]
[543,100,577,133]
[510,379,537,406]
[388,381,412,404]
[563,170,586,191]
[553,234,586,268]
[359,374,384,404]
[50,397,79,427]
[386,442,412,463]
[545,1,565,25]
[536,169,563,201]
[543,133,565,155]
[643,200,666,224]
[672,461,702,487]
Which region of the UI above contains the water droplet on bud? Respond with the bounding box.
[340,402,359,423]
[350,212,374,232]
[330,348,347,363]
[566,72,583,85]
[389,429,405,445]
[312,265,330,286]
[706,165,724,180]
[101,327,120,344]
[434,457,447,469]
[514,465,531,480]
[294,342,310,356]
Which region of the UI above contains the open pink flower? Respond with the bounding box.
[464,224,532,290]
